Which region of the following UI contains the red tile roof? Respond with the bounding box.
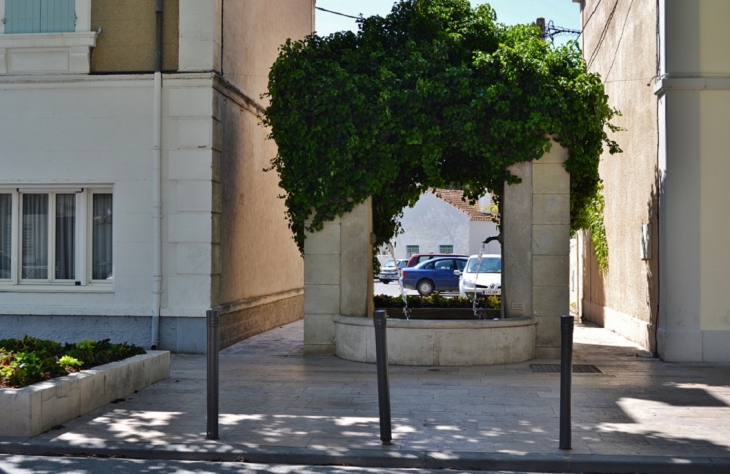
[429,189,495,221]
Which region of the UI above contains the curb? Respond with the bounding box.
[3,441,730,473]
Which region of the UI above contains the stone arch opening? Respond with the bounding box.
[303,140,570,364]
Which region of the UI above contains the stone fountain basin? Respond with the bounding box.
[334,312,536,366]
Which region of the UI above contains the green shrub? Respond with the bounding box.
[374,293,500,309]
[0,336,145,388]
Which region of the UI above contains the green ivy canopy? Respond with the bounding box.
[263,0,619,269]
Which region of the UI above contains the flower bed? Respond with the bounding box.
[1,336,146,388]
[374,293,500,310]
[0,350,169,437]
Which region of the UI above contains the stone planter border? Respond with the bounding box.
[335,314,536,366]
[0,350,170,438]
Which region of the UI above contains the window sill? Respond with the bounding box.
[0,32,98,75]
[0,283,113,293]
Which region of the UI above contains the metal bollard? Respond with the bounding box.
[373,309,392,444]
[206,309,220,440]
[559,314,574,450]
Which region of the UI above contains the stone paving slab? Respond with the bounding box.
[2,320,730,473]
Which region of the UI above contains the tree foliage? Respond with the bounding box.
[263,0,620,268]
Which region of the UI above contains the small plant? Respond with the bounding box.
[13,352,43,379]
[75,340,96,351]
[58,355,83,369]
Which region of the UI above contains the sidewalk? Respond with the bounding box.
[3,319,730,473]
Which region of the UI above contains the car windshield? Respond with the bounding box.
[383,260,397,268]
[466,257,500,273]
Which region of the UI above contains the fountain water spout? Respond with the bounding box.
[387,243,410,320]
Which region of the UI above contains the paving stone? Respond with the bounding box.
[5,319,730,469]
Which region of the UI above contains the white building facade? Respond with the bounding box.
[388,190,500,260]
[0,0,312,352]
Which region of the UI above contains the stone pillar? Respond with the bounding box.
[504,141,570,358]
[303,198,373,355]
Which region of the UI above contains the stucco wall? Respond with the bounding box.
[210,0,312,306]
[582,0,730,361]
[90,0,179,73]
[178,0,221,72]
[700,92,730,331]
[468,220,500,256]
[0,76,156,316]
[214,82,304,305]
[0,74,219,352]
[220,0,314,102]
[579,0,659,351]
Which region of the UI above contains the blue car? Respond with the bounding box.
[400,256,468,296]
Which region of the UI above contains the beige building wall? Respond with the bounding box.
[700,92,730,332]
[581,0,730,361]
[696,1,730,333]
[579,0,659,352]
[90,0,180,72]
[212,1,312,343]
[213,1,311,306]
[221,0,315,101]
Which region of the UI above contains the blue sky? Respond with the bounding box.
[315,0,581,45]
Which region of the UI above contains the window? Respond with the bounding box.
[0,194,10,279]
[434,259,453,270]
[439,245,454,254]
[4,0,76,34]
[0,0,94,75]
[0,188,113,288]
[406,245,419,257]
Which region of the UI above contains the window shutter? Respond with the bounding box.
[40,0,75,33]
[5,0,75,34]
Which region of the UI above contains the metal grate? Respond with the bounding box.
[530,364,602,374]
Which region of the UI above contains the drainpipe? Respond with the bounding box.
[151,0,163,349]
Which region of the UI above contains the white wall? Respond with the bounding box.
[0,74,216,318]
[392,193,469,259]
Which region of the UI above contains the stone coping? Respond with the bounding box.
[334,314,536,365]
[342,313,535,329]
[0,351,170,438]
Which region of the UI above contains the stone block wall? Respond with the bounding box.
[504,141,570,358]
[303,199,373,355]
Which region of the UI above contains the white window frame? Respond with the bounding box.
[0,186,113,292]
[439,244,454,254]
[406,244,420,258]
[0,0,96,75]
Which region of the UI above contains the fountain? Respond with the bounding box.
[387,242,410,320]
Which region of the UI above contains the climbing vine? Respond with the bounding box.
[263,0,619,270]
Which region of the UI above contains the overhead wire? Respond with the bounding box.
[604,0,635,81]
[315,6,360,20]
[586,0,619,69]
[578,0,603,38]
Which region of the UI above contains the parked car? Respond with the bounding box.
[400,256,468,295]
[406,252,467,267]
[378,259,407,284]
[456,254,501,297]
